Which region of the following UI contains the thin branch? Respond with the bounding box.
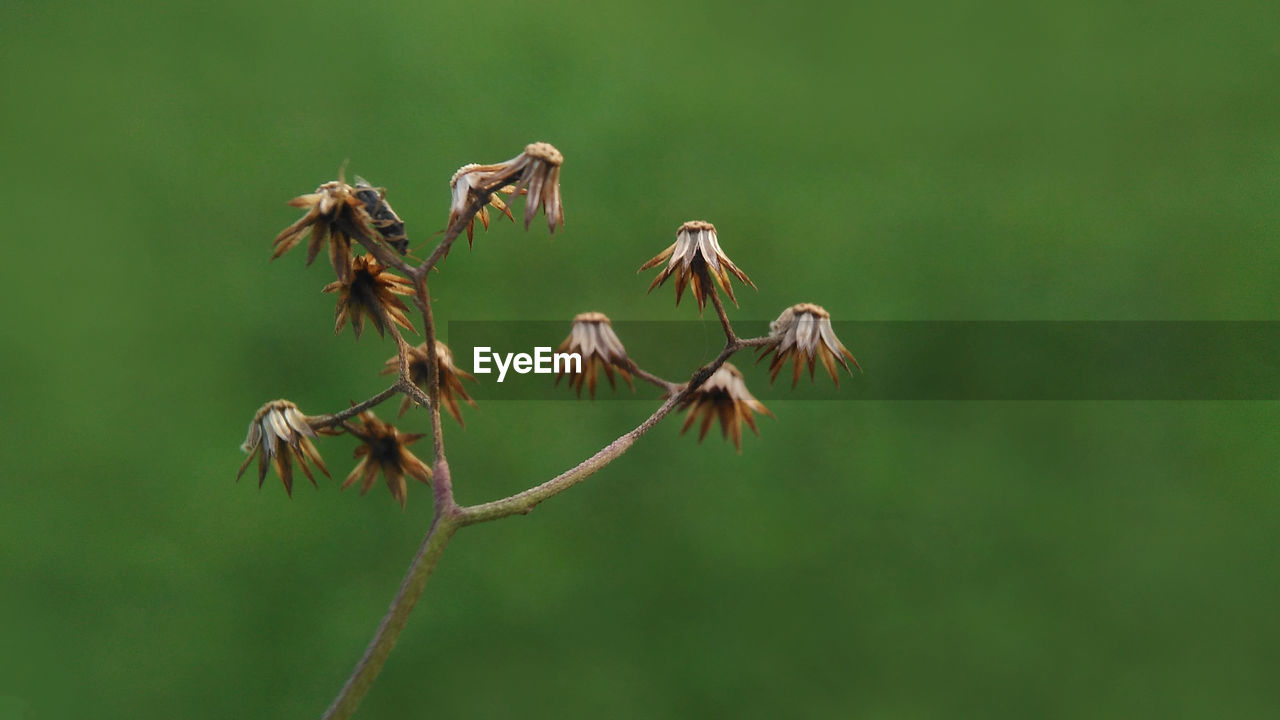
[410,279,449,473]
[458,335,765,526]
[309,385,400,429]
[708,287,738,344]
[627,361,683,395]
[385,323,433,411]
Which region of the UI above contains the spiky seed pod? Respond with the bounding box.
[639,221,755,312]
[342,411,432,508]
[757,303,861,386]
[555,312,634,398]
[675,363,772,451]
[448,142,564,237]
[322,254,415,339]
[237,400,330,495]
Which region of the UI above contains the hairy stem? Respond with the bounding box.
[708,287,738,344]
[320,511,461,720]
[410,278,449,480]
[309,385,400,430]
[627,361,683,395]
[459,335,763,525]
[385,323,432,411]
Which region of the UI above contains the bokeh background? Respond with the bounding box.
[3,0,1279,717]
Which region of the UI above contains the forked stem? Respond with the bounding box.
[321,333,766,719]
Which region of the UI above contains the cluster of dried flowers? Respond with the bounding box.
[238,141,860,507]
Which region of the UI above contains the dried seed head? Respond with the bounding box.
[381,341,478,425]
[447,142,564,237]
[639,221,756,312]
[675,363,773,451]
[758,303,861,386]
[272,173,380,283]
[342,411,432,508]
[352,176,409,255]
[237,400,330,496]
[322,254,415,339]
[555,312,634,398]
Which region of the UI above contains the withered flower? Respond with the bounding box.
[448,163,515,246]
[237,400,329,496]
[323,254,415,339]
[757,303,861,386]
[676,363,773,451]
[343,411,432,508]
[272,176,378,283]
[639,221,755,312]
[448,142,564,236]
[555,312,634,398]
[381,341,478,425]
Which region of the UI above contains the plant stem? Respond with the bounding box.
[458,335,762,525]
[309,385,400,429]
[456,395,679,525]
[320,510,460,720]
[628,362,683,394]
[708,287,738,344]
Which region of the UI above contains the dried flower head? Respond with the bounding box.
[352,176,409,255]
[273,176,379,283]
[639,221,755,312]
[676,363,773,451]
[322,254,415,339]
[237,400,329,495]
[555,312,635,398]
[448,164,516,246]
[757,303,861,386]
[381,341,477,425]
[448,142,564,235]
[342,411,432,508]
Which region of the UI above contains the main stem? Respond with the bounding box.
[320,510,460,720]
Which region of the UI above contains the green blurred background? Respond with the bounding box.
[2,0,1278,717]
